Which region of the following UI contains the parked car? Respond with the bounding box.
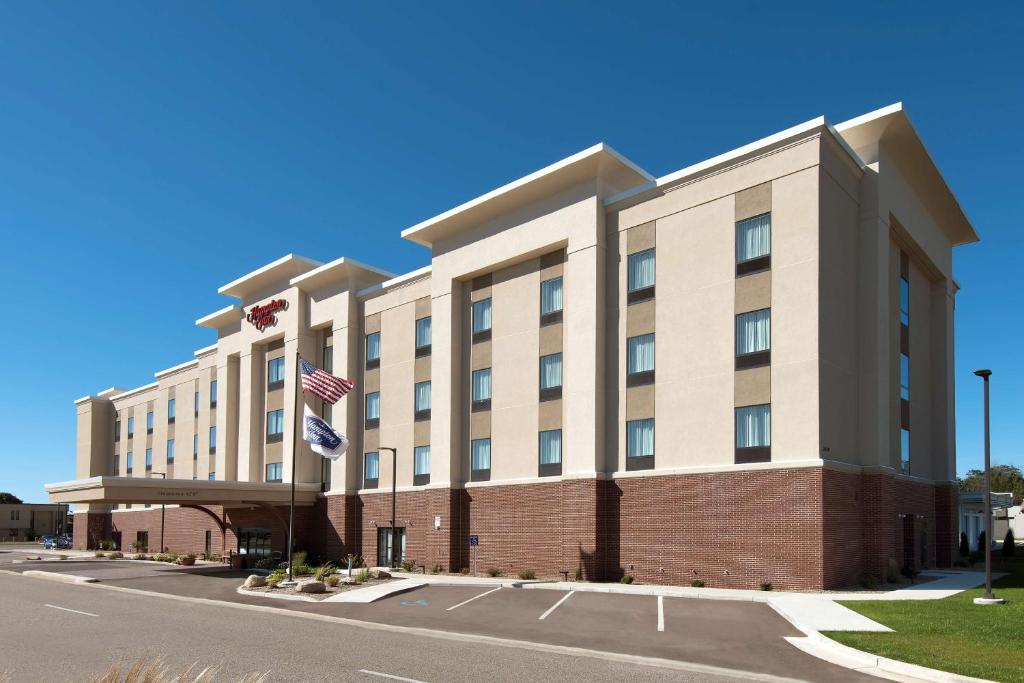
[39,535,56,546]
[43,537,71,550]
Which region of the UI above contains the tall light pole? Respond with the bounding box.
[380,447,398,569]
[152,471,166,553]
[972,370,1004,605]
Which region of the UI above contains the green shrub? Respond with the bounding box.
[290,551,308,568]
[94,550,106,557]
[691,579,705,588]
[574,565,583,581]
[400,558,417,572]
[57,554,67,560]
[1003,530,1016,557]
[759,582,773,591]
[354,568,372,584]
[254,557,278,570]
[267,571,285,588]
[166,553,178,563]
[959,531,970,558]
[108,551,124,559]
[430,563,444,574]
[517,569,536,580]
[325,575,340,587]
[620,574,634,584]
[485,567,501,577]
[132,553,147,560]
[314,563,336,581]
[858,576,878,590]
[459,567,470,575]
[978,531,987,551]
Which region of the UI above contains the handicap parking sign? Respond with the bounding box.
[469,535,479,546]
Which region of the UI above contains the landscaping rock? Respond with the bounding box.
[371,570,391,579]
[243,574,267,589]
[297,580,326,594]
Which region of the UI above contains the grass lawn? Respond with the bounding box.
[823,556,1023,683]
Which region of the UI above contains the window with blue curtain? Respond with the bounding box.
[193,434,198,457]
[900,354,910,400]
[209,471,216,480]
[626,419,654,458]
[167,399,175,420]
[900,276,910,326]
[540,277,563,315]
[471,438,491,471]
[167,439,175,462]
[736,404,771,448]
[900,429,910,473]
[539,354,562,389]
[736,309,771,355]
[627,334,655,373]
[266,462,283,482]
[210,380,218,405]
[472,298,492,332]
[145,448,153,469]
[366,332,381,361]
[472,368,492,401]
[127,416,134,436]
[736,213,771,263]
[415,381,432,411]
[627,249,655,292]
[539,430,562,465]
[209,426,217,450]
[365,392,380,420]
[127,452,133,471]
[266,409,284,436]
[268,356,286,385]
[146,411,154,432]
[415,317,432,349]
[364,452,379,482]
[414,446,431,476]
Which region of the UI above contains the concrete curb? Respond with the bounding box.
[235,584,321,602]
[21,570,98,585]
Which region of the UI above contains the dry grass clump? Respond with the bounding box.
[90,657,267,683]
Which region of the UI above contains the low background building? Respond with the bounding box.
[1,503,70,541]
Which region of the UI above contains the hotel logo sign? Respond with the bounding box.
[246,299,288,332]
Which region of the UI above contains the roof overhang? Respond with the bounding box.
[835,103,979,246]
[45,476,320,507]
[288,256,394,292]
[218,254,322,299]
[401,143,654,247]
[195,304,241,329]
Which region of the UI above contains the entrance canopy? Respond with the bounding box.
[45,476,320,507]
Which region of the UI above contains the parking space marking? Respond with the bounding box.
[357,669,425,682]
[538,590,574,620]
[44,604,98,617]
[657,595,664,632]
[446,586,502,611]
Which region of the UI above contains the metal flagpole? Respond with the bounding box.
[286,350,300,584]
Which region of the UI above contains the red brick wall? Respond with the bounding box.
[356,488,453,570]
[74,511,111,550]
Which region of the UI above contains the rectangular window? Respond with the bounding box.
[364,452,379,488]
[114,453,120,474]
[540,277,564,325]
[627,248,656,303]
[266,409,285,442]
[266,462,283,483]
[323,344,334,373]
[167,399,175,423]
[127,416,134,437]
[145,448,153,471]
[900,354,910,401]
[626,418,654,470]
[114,417,121,441]
[736,213,771,275]
[413,445,430,486]
[539,429,562,477]
[126,451,133,473]
[209,471,216,480]
[166,439,175,463]
[146,411,154,434]
[210,380,218,407]
[267,356,286,389]
[900,275,910,327]
[900,429,910,474]
[366,332,381,368]
[627,333,655,386]
[471,438,491,481]
[736,309,771,369]
[472,298,492,342]
[365,392,380,428]
[735,404,771,463]
[209,426,217,453]
[414,381,431,421]
[471,368,492,411]
[415,317,432,357]
[194,391,199,416]
[193,434,198,459]
[539,353,563,401]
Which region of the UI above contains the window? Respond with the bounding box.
[194,391,199,416]
[126,451,133,473]
[365,392,380,429]
[209,471,216,480]
[736,309,771,369]
[540,277,563,325]
[167,439,175,463]
[472,298,492,342]
[539,429,562,476]
[366,332,381,369]
[11,510,19,521]
[900,429,910,474]
[146,411,154,434]
[414,381,431,421]
[114,453,120,474]
[471,368,492,411]
[266,409,284,442]
[127,416,134,437]
[627,333,655,386]
[735,404,771,463]
[899,251,910,471]
[266,462,283,483]
[145,448,153,471]
[414,445,430,486]
[114,416,121,441]
[323,344,334,373]
[471,438,491,481]
[210,380,218,407]
[193,434,198,459]
[900,354,910,401]
[415,317,432,357]
[626,418,654,470]
[736,213,771,275]
[900,275,910,326]
[167,399,175,423]
[627,249,655,303]
[268,356,286,390]
[539,353,563,401]
[364,452,379,488]
[209,426,217,453]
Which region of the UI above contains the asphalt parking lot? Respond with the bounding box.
[3,557,875,682]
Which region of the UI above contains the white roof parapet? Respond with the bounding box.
[288,256,395,291]
[194,343,217,357]
[154,358,200,379]
[73,395,93,405]
[217,253,321,299]
[108,382,160,402]
[195,304,241,329]
[357,264,432,298]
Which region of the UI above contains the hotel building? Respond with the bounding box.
[49,103,977,589]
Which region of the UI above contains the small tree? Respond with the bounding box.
[978,530,987,551]
[959,532,970,558]
[0,492,23,504]
[1003,529,1016,557]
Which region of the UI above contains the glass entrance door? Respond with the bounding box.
[238,528,271,557]
[376,527,406,567]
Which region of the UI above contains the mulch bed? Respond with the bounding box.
[243,575,396,600]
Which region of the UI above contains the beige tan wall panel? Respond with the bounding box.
[471,340,491,370]
[538,322,562,356]
[626,300,655,337]
[735,367,771,407]
[734,182,772,221]
[626,385,655,421]
[735,271,772,315]
[538,400,562,432]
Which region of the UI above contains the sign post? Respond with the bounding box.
[470,534,479,576]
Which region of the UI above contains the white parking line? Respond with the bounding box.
[657,595,665,632]
[446,586,502,611]
[358,670,426,682]
[44,604,98,617]
[538,591,574,620]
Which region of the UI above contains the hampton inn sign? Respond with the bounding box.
[246,299,287,331]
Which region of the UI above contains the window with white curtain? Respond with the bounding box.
[414,381,432,412]
[323,344,333,373]
[414,446,430,476]
[266,462,283,482]
[736,309,771,355]
[736,404,770,448]
[736,213,771,263]
[471,438,491,471]
[626,419,654,458]
[472,368,492,402]
[627,249,656,292]
[539,430,562,465]
[267,356,285,386]
[365,392,380,420]
[539,354,562,389]
[364,452,379,482]
[366,332,381,361]
[627,334,655,374]
[209,426,216,451]
[266,409,284,438]
[540,277,563,315]
[415,317,432,349]
[166,439,175,462]
[472,298,492,332]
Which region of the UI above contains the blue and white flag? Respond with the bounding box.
[303,404,349,460]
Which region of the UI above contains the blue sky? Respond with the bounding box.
[1,2,1021,501]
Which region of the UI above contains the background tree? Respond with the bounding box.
[1003,530,1016,557]
[958,464,1024,503]
[0,492,23,504]
[959,531,970,558]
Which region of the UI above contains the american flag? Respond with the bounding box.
[299,357,353,404]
